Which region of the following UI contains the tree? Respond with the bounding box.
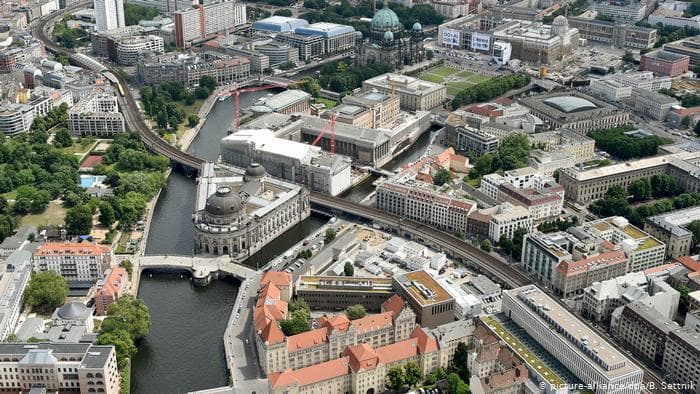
[447,373,470,394]
[628,179,651,201]
[288,299,310,314]
[452,342,470,382]
[101,295,151,341]
[686,220,700,252]
[498,235,513,253]
[433,168,453,186]
[622,50,636,63]
[199,75,217,93]
[344,261,354,276]
[498,134,530,170]
[298,77,321,98]
[25,271,68,313]
[124,3,159,25]
[119,260,133,277]
[99,201,116,228]
[324,228,337,243]
[404,362,421,387]
[65,204,94,235]
[96,329,136,365]
[681,115,693,129]
[480,239,492,252]
[195,87,210,99]
[606,185,627,199]
[54,129,73,148]
[187,114,200,128]
[386,366,406,390]
[273,9,293,16]
[345,304,366,320]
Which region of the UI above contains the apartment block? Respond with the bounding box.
[174,2,247,48]
[630,87,679,121]
[32,243,113,283]
[68,93,125,136]
[94,267,130,316]
[640,49,690,77]
[644,206,700,258]
[488,203,531,242]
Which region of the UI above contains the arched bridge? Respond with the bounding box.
[131,255,255,288]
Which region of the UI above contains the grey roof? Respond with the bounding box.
[56,302,92,320]
[19,349,57,365]
[543,96,598,113]
[16,317,45,341]
[79,345,113,369]
[467,275,501,296]
[0,226,36,251]
[624,301,677,334]
[205,186,245,216]
[430,320,475,345]
[0,343,90,356]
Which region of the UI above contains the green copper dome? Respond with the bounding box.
[371,7,401,31]
[384,30,394,41]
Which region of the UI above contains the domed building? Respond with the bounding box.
[356,0,425,71]
[193,162,310,260]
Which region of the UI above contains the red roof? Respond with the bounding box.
[556,251,627,277]
[80,155,103,168]
[319,314,351,333]
[269,357,351,389]
[376,338,420,364]
[344,343,379,372]
[287,328,328,352]
[412,325,438,353]
[96,267,128,299]
[352,312,394,335]
[381,294,406,320]
[260,320,285,345]
[261,271,292,288]
[35,242,111,256]
[674,256,700,273]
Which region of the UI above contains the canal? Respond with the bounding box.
[132,91,325,393]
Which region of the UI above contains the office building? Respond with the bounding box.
[0,95,52,135]
[68,93,125,136]
[488,202,531,242]
[610,301,676,369]
[32,243,113,284]
[91,26,164,66]
[662,327,700,392]
[362,73,446,111]
[491,17,579,64]
[648,7,700,30]
[582,271,679,323]
[294,22,355,56]
[0,251,32,341]
[295,276,394,312]
[376,171,475,236]
[591,0,647,23]
[0,343,120,393]
[527,128,596,164]
[94,0,124,32]
[0,48,24,73]
[645,206,700,258]
[444,123,499,155]
[502,286,644,393]
[174,2,246,48]
[193,162,310,260]
[663,36,700,65]
[334,91,400,129]
[220,128,352,196]
[251,16,309,34]
[480,169,564,222]
[630,87,679,121]
[591,71,673,101]
[519,91,629,133]
[392,270,455,328]
[640,49,690,77]
[559,148,700,204]
[136,51,250,87]
[568,17,657,49]
[94,268,130,316]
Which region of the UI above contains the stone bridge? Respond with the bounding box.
[130,255,256,290]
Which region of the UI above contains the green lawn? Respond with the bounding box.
[418,73,444,84]
[314,97,338,109]
[21,202,67,227]
[448,81,477,90]
[468,74,493,84]
[61,139,97,156]
[431,66,459,77]
[457,70,477,78]
[447,87,462,96]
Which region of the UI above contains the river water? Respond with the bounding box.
[131,90,432,393]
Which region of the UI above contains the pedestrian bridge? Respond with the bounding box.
[132,255,256,286]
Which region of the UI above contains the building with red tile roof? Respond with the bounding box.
[94,267,130,316]
[33,243,113,283]
[552,251,628,298]
[79,155,103,172]
[261,271,292,301]
[268,325,446,394]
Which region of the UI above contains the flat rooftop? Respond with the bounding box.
[506,286,641,379]
[395,270,453,306]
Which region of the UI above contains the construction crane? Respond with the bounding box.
[311,111,337,157]
[217,84,277,130]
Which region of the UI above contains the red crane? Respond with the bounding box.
[217,84,277,130]
[311,111,336,157]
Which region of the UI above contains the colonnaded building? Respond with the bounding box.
[193,162,310,261]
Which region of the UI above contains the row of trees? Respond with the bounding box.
[53,15,88,48]
[589,185,700,228]
[318,61,390,94]
[587,126,671,160]
[124,3,159,26]
[303,0,443,30]
[499,228,528,261]
[96,296,151,371]
[387,362,422,390]
[451,74,531,109]
[626,175,682,202]
[468,134,531,179]
[537,217,579,233]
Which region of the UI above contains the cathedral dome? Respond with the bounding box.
[355,31,363,39]
[205,187,244,216]
[244,163,267,180]
[371,7,401,32]
[384,30,394,42]
[412,22,422,31]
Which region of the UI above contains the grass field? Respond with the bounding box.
[21,201,67,227]
[61,138,97,156]
[418,66,492,96]
[313,98,338,109]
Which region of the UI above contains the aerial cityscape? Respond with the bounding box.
[0,0,698,392]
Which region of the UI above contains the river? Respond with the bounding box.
[131,91,324,394]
